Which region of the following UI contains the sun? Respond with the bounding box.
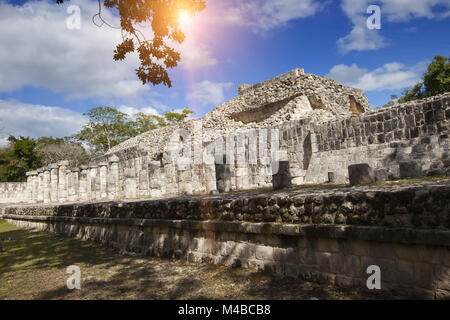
[178,11,192,26]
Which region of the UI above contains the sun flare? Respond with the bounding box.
[178,11,192,26]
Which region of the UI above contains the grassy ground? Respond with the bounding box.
[0,219,385,300]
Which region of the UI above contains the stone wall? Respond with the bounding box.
[283,93,450,184]
[2,181,449,299]
[0,182,27,204]
[1,93,449,205]
[0,66,448,206]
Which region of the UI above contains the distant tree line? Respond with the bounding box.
[383,55,449,108]
[0,107,192,182]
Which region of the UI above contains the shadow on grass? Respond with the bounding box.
[1,221,383,300]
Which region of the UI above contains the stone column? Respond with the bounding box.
[79,166,88,201]
[89,164,99,200]
[37,168,44,203]
[49,163,59,203]
[99,162,108,199]
[108,156,119,200]
[138,153,150,197]
[70,168,79,202]
[66,169,73,202]
[28,171,39,203]
[25,171,34,203]
[58,160,69,203]
[124,165,137,199]
[43,167,51,204]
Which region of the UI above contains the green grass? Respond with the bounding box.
[0,219,387,300]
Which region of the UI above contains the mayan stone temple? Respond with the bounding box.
[2,68,450,298]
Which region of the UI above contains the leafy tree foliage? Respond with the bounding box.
[421,55,450,97]
[72,106,193,153]
[384,55,450,107]
[0,108,192,181]
[73,107,135,154]
[36,137,90,168]
[0,136,40,182]
[57,0,206,87]
[132,108,193,134]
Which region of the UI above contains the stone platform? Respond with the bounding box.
[2,179,450,299]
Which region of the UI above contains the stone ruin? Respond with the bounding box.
[1,68,449,205]
[2,69,450,299]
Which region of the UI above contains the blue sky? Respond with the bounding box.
[0,0,449,144]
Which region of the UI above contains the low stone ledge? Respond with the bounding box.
[3,214,450,247]
[3,179,450,230]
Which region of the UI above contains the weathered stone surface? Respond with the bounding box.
[3,179,450,230]
[0,75,449,207]
[3,204,450,299]
[348,164,375,186]
[374,168,388,182]
[272,161,292,190]
[328,172,336,183]
[400,161,423,179]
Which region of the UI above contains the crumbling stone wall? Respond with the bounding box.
[0,70,449,205]
[287,93,450,184]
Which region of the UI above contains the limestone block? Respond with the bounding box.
[215,163,232,193]
[374,168,388,182]
[399,161,423,179]
[348,163,375,186]
[272,161,292,190]
[328,172,336,183]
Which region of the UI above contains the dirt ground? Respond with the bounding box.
[0,219,387,300]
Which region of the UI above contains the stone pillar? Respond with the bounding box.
[37,168,44,203]
[177,163,193,195]
[28,171,39,203]
[49,163,59,203]
[58,160,69,203]
[79,166,88,201]
[43,167,51,204]
[138,153,150,197]
[89,164,99,200]
[124,165,137,199]
[25,171,34,203]
[108,156,119,200]
[85,165,92,201]
[69,168,79,202]
[66,169,73,202]
[99,162,108,199]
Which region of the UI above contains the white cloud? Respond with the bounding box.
[118,105,160,117]
[338,0,450,53]
[327,63,368,84]
[381,0,450,22]
[179,38,217,69]
[203,0,323,33]
[326,60,428,91]
[0,0,151,104]
[0,0,217,105]
[187,81,234,106]
[0,99,86,145]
